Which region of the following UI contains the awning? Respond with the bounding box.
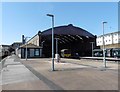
[20,43,42,48]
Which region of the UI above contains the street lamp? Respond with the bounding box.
[25,37,30,61]
[90,42,94,57]
[47,14,55,71]
[102,21,107,68]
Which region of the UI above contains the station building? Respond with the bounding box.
[96,31,120,49]
[96,31,120,57]
[16,43,42,58]
[24,24,97,58]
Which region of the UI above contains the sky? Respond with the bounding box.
[1,2,118,45]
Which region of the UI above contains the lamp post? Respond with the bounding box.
[47,14,55,71]
[25,37,30,61]
[90,42,94,57]
[102,21,107,68]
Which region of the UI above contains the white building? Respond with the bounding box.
[96,31,120,49]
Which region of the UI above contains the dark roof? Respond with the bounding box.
[12,42,22,44]
[1,45,10,47]
[42,24,94,38]
[12,42,23,46]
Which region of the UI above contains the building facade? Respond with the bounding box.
[27,31,42,47]
[96,31,120,57]
[0,45,11,58]
[27,24,97,57]
[96,31,120,49]
[16,43,42,59]
[11,42,23,51]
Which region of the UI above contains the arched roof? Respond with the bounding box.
[40,24,96,57]
[42,24,94,38]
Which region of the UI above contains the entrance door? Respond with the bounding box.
[30,49,34,57]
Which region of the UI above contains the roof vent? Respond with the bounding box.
[68,24,73,26]
[38,31,42,35]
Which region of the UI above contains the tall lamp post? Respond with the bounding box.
[47,14,55,71]
[25,37,30,61]
[102,21,107,68]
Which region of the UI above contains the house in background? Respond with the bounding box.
[11,42,23,53]
[0,45,11,58]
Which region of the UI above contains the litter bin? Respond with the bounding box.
[55,54,60,62]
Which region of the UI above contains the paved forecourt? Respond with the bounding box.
[21,58,118,90]
[1,55,119,90]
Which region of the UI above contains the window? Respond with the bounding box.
[35,49,39,56]
[114,34,117,36]
[30,49,34,57]
[21,48,25,58]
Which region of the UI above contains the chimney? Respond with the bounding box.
[22,35,25,44]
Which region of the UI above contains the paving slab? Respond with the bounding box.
[1,55,50,90]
